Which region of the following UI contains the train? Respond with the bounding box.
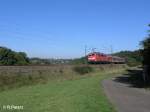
[87,52,125,64]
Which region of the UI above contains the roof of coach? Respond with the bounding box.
[112,56,125,60]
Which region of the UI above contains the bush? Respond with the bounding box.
[73,66,94,75]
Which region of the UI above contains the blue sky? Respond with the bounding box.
[0,0,150,58]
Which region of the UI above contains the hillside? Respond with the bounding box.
[113,50,143,66]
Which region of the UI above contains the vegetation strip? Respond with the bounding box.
[0,66,126,112]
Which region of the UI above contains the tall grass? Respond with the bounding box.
[0,64,127,91]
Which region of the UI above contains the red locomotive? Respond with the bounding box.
[87,52,125,64]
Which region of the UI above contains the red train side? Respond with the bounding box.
[87,52,125,64]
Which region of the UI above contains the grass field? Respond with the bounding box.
[0,65,126,112]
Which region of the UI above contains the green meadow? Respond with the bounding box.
[0,65,126,112]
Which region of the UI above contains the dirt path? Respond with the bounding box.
[102,77,150,112]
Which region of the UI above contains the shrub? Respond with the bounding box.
[73,66,94,75]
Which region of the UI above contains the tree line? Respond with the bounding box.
[0,47,145,66]
[0,47,29,65]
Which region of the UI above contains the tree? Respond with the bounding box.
[141,24,150,81]
[0,46,29,65]
[142,38,150,65]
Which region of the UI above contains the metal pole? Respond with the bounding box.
[85,45,87,57]
[110,45,113,55]
[85,45,87,64]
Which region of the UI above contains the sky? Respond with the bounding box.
[0,0,150,58]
